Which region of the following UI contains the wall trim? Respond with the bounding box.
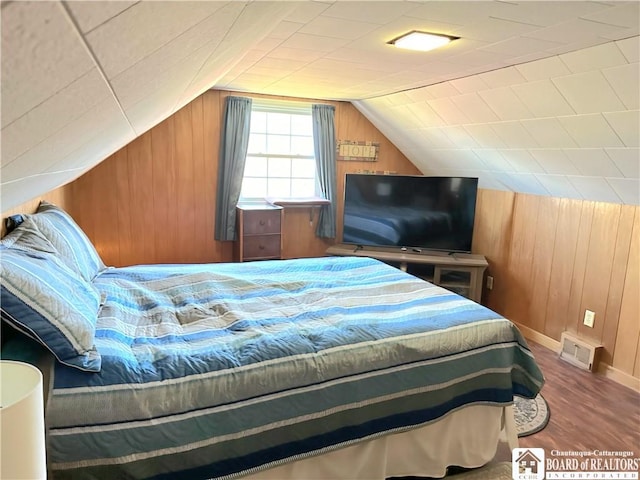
[513,322,640,393]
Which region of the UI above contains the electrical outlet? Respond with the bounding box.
[583,310,595,328]
[486,276,494,290]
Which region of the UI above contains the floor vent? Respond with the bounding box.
[559,332,602,372]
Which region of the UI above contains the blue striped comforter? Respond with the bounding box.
[47,256,544,480]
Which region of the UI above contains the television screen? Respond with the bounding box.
[342,174,478,253]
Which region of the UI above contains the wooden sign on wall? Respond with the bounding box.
[337,141,379,162]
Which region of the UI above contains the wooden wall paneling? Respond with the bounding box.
[173,103,197,263]
[601,205,635,365]
[113,147,133,267]
[543,198,583,341]
[202,90,231,263]
[565,201,595,335]
[126,131,155,265]
[528,196,560,334]
[613,207,640,375]
[190,95,209,264]
[503,194,540,325]
[577,203,621,343]
[471,189,514,313]
[150,117,177,264]
[281,208,332,259]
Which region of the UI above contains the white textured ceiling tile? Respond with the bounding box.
[1,1,95,128]
[478,87,534,121]
[405,88,435,102]
[523,18,628,44]
[602,63,640,110]
[477,175,511,191]
[65,1,137,34]
[421,128,456,149]
[490,121,539,148]
[544,37,613,57]
[321,1,413,24]
[298,15,379,40]
[535,174,584,199]
[449,76,491,94]
[603,110,640,148]
[529,149,581,175]
[606,178,640,205]
[455,16,541,43]
[567,176,623,203]
[426,98,470,125]
[493,1,612,26]
[405,103,446,128]
[463,125,507,149]
[515,56,572,82]
[285,2,330,23]
[520,118,578,149]
[1,170,85,212]
[559,42,628,73]
[558,114,625,148]
[450,93,500,124]
[500,149,546,174]
[479,36,563,58]
[564,148,624,177]
[87,2,228,78]
[424,82,462,99]
[2,69,112,165]
[473,149,515,172]
[552,71,626,114]
[477,66,527,88]
[581,2,640,29]
[440,126,478,148]
[2,98,132,182]
[501,172,550,196]
[615,36,640,63]
[511,80,575,118]
[605,148,640,178]
[445,150,488,171]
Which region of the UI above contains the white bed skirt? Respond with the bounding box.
[241,404,518,480]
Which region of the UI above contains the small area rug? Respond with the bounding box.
[514,393,550,437]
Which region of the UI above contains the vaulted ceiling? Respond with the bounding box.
[2,1,639,211]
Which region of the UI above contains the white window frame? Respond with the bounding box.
[240,99,318,202]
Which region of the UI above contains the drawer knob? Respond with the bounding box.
[259,220,265,226]
[259,244,265,250]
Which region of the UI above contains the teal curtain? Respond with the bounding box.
[312,104,337,238]
[214,96,252,241]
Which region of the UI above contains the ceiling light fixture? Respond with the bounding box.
[388,30,458,52]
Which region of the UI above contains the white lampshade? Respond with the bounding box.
[1,360,47,479]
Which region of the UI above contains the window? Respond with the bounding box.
[240,100,317,200]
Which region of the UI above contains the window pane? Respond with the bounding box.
[241,177,268,198]
[291,178,316,197]
[251,111,266,133]
[266,113,290,134]
[248,133,266,154]
[291,158,316,178]
[267,134,290,154]
[291,135,314,156]
[268,157,291,177]
[267,178,291,197]
[244,156,267,177]
[291,114,312,135]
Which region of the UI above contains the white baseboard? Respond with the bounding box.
[513,322,640,393]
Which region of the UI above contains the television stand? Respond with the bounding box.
[325,244,488,304]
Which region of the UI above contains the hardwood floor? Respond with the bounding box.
[520,341,640,454]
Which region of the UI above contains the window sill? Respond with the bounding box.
[266,196,330,208]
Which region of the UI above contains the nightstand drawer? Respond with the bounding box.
[243,209,281,235]
[243,235,281,259]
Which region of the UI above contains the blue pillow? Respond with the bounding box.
[0,217,102,372]
[28,201,106,282]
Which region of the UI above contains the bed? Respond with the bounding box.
[0,202,544,480]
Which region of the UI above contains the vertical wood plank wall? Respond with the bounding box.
[473,190,640,386]
[2,89,637,386]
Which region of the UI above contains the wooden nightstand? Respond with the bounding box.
[234,204,283,262]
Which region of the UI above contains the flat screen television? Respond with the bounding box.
[342,174,478,253]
